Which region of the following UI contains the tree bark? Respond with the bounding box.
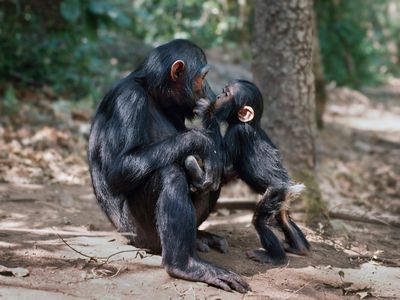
[252,0,326,223]
[312,10,327,129]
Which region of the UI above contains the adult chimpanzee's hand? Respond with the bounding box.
[193,98,213,119]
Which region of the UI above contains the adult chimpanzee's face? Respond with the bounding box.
[168,61,215,117]
[192,65,216,104]
[193,65,210,97]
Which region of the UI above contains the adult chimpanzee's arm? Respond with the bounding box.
[101,84,222,194]
[107,129,219,193]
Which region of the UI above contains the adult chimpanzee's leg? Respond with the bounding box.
[247,188,287,265]
[276,210,310,256]
[156,165,250,293]
[192,189,229,253]
[185,156,229,253]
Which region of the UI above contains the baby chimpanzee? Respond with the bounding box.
[189,79,310,265]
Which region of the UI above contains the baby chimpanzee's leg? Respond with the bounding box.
[276,210,310,256]
[247,187,287,265]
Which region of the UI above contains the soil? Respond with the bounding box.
[0,63,399,299]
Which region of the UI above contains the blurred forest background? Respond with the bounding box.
[1,1,400,299]
[1,0,399,100]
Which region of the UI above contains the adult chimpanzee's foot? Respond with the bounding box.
[246,249,288,265]
[196,230,229,253]
[166,257,250,293]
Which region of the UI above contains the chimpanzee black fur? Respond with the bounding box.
[88,40,250,293]
[195,79,310,265]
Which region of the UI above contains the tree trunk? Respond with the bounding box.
[312,10,327,129]
[252,0,326,223]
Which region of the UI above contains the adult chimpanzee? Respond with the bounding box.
[194,79,310,265]
[88,40,250,293]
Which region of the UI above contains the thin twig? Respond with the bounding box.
[54,229,150,265]
[56,232,95,260]
[278,259,291,272]
[110,266,123,278]
[97,249,152,267]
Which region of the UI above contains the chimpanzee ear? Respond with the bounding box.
[238,106,255,123]
[170,60,186,81]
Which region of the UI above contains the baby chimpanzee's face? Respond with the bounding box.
[215,84,237,110]
[215,83,255,124]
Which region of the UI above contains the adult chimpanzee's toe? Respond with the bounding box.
[219,272,251,293]
[197,230,229,253]
[203,266,251,293]
[246,249,288,265]
[167,258,250,294]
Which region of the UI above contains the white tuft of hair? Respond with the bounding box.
[280,183,306,211]
[287,183,306,199]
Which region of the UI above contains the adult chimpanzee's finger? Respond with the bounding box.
[210,158,223,191]
[203,160,215,190]
[194,98,211,117]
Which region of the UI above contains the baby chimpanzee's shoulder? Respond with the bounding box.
[224,124,290,193]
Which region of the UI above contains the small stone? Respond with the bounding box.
[0,265,29,277]
[63,217,71,225]
[217,208,230,216]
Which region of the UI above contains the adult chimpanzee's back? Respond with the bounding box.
[87,40,250,293]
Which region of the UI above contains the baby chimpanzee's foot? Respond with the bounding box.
[196,230,229,253]
[283,242,310,256]
[246,249,288,265]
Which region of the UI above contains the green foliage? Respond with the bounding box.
[315,0,400,87]
[130,0,252,47]
[2,85,19,115]
[0,0,133,99]
[60,0,81,22]
[2,0,398,99]
[0,0,251,100]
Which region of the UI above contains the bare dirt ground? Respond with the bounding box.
[1,74,400,299]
